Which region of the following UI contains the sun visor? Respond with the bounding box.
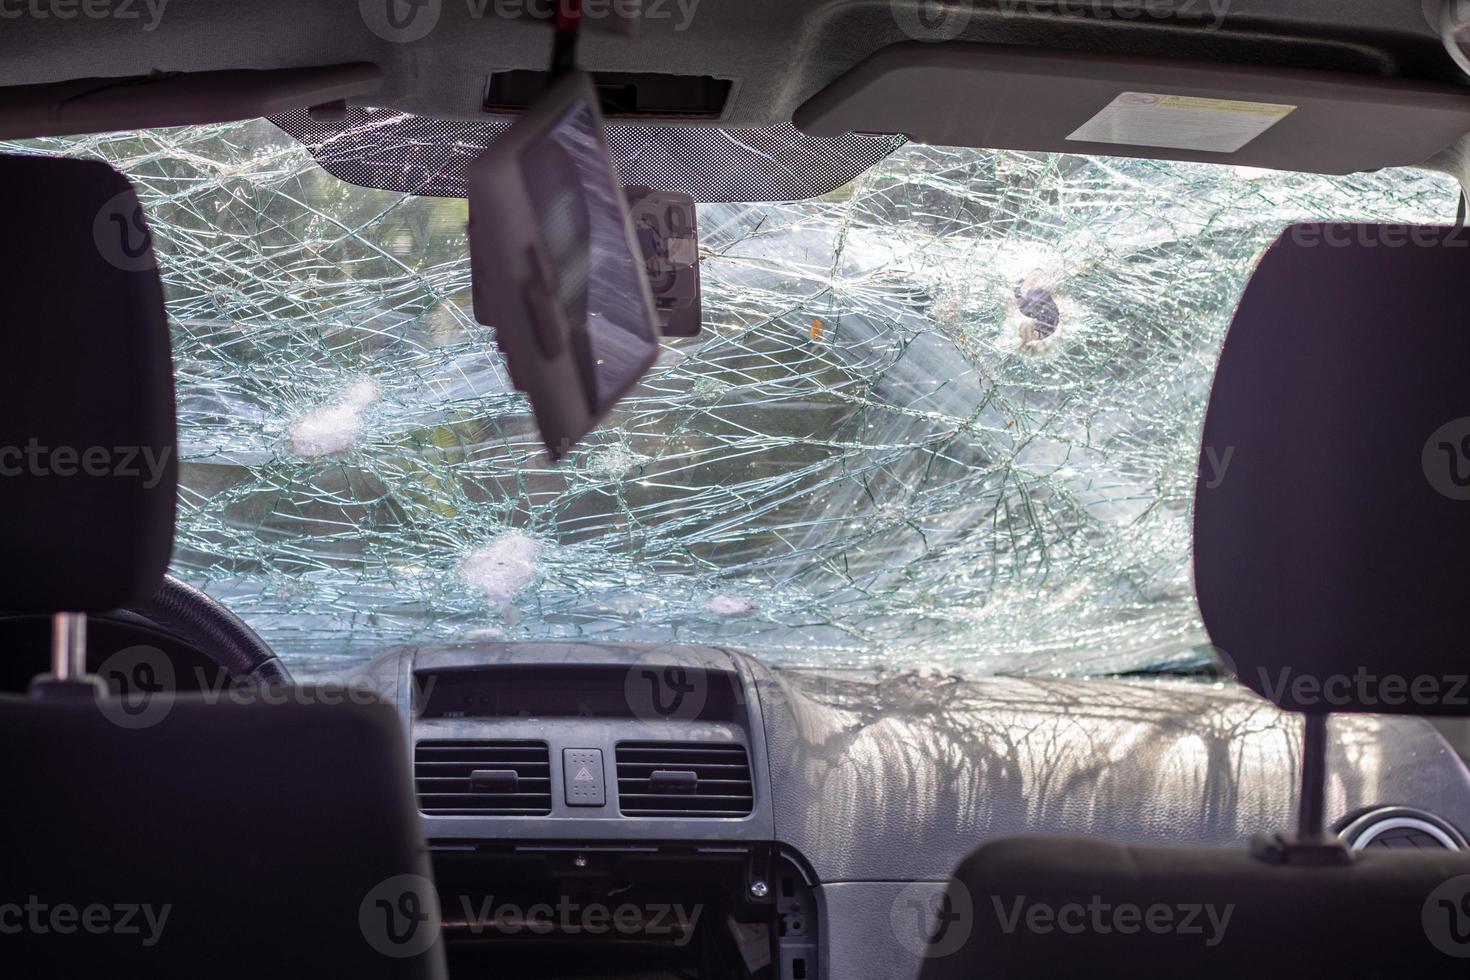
[794,43,1470,174]
[0,64,382,141]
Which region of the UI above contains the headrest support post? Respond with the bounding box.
[1297,712,1328,840]
[51,612,86,681]
[29,611,103,700]
[1249,712,1349,865]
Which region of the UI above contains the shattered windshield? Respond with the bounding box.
[5,121,1454,677]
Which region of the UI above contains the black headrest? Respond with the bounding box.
[0,154,175,613]
[1196,223,1470,716]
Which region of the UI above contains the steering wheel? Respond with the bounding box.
[127,576,294,686]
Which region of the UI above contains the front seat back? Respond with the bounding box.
[918,223,1470,979]
[0,154,445,977]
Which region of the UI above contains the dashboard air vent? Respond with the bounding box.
[1339,807,1467,851]
[415,740,552,815]
[616,742,754,818]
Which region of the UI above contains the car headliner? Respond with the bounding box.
[2,4,1467,675]
[0,0,1465,137]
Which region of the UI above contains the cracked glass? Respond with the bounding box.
[3,120,1456,676]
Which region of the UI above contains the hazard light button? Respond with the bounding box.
[563,748,606,807]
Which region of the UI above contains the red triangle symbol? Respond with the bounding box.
[573,765,594,782]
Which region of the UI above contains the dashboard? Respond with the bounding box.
[350,641,1470,980]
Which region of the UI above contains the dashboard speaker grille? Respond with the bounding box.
[414,739,552,815]
[615,742,754,818]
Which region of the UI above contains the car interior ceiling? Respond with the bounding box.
[7,2,1470,979]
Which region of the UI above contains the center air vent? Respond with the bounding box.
[615,742,754,818]
[415,740,552,816]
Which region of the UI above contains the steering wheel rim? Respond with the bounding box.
[133,576,293,686]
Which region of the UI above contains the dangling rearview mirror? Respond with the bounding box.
[467,70,661,460]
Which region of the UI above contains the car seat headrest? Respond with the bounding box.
[1195,222,1470,716]
[0,153,176,613]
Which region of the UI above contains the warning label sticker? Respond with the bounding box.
[1067,92,1295,154]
